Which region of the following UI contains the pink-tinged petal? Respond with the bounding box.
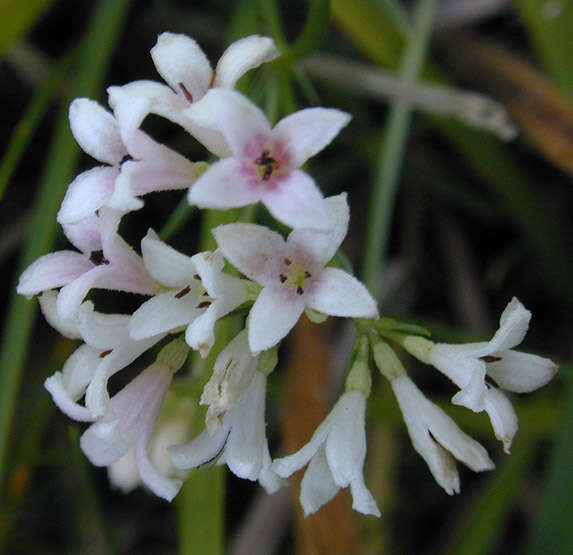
[272,107,351,168]
[213,223,285,285]
[151,32,212,102]
[188,158,261,209]
[57,167,117,224]
[69,98,127,165]
[186,89,271,156]
[17,251,93,297]
[141,230,197,287]
[287,193,349,266]
[214,35,279,89]
[248,286,305,353]
[485,297,531,354]
[56,265,109,319]
[108,81,189,140]
[306,268,378,318]
[39,291,81,339]
[130,291,203,340]
[262,170,332,231]
[62,213,102,254]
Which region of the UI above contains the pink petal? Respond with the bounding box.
[248,286,305,353]
[62,213,102,254]
[306,268,378,318]
[17,251,93,297]
[272,107,351,168]
[262,170,332,230]
[212,223,285,285]
[69,98,127,165]
[188,158,261,209]
[57,166,117,224]
[214,35,279,89]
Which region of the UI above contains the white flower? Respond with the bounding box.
[129,230,248,358]
[58,98,196,221]
[42,292,165,420]
[186,88,350,230]
[107,33,279,157]
[17,208,158,319]
[428,297,557,452]
[391,375,494,494]
[271,391,380,517]
[213,194,378,353]
[80,351,184,501]
[170,370,282,494]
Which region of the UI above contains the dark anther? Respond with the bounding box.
[89,250,110,265]
[193,274,201,281]
[279,274,287,283]
[284,258,292,266]
[197,301,212,309]
[175,286,191,299]
[179,82,193,103]
[304,271,311,278]
[209,70,216,89]
[100,349,113,358]
[255,150,278,181]
[201,291,209,296]
[120,154,133,165]
[296,286,304,295]
[480,355,503,363]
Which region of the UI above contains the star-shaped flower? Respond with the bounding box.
[428,297,557,452]
[17,208,158,319]
[213,194,378,353]
[58,98,197,221]
[271,391,380,517]
[108,33,279,157]
[391,375,494,494]
[186,89,351,230]
[129,230,248,357]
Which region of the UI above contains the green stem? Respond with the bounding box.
[361,0,436,293]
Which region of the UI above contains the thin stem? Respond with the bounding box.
[361,0,437,293]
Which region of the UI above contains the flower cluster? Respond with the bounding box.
[18,32,557,515]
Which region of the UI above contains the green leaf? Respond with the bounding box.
[0,0,51,58]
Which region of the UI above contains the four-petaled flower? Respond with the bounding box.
[213,193,378,353]
[428,297,557,452]
[186,89,351,230]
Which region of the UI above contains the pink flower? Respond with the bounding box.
[186,89,351,230]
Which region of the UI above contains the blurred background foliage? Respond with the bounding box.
[0,0,572,553]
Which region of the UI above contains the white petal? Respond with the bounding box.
[325,392,367,487]
[248,286,305,353]
[484,387,518,453]
[215,35,279,89]
[213,223,285,285]
[349,476,381,517]
[486,350,557,393]
[57,167,117,224]
[141,229,197,287]
[188,158,261,209]
[287,193,349,266]
[38,291,81,339]
[300,445,339,516]
[62,213,102,253]
[170,424,231,469]
[306,268,378,318]
[262,170,332,231]
[486,297,531,354]
[44,372,95,423]
[77,302,130,349]
[258,443,284,494]
[130,290,203,339]
[186,88,271,156]
[55,265,108,319]
[451,364,488,412]
[272,107,351,168]
[17,251,93,297]
[69,98,127,165]
[151,32,212,102]
[108,450,140,492]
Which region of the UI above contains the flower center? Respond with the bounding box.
[255,150,279,181]
[279,259,311,295]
